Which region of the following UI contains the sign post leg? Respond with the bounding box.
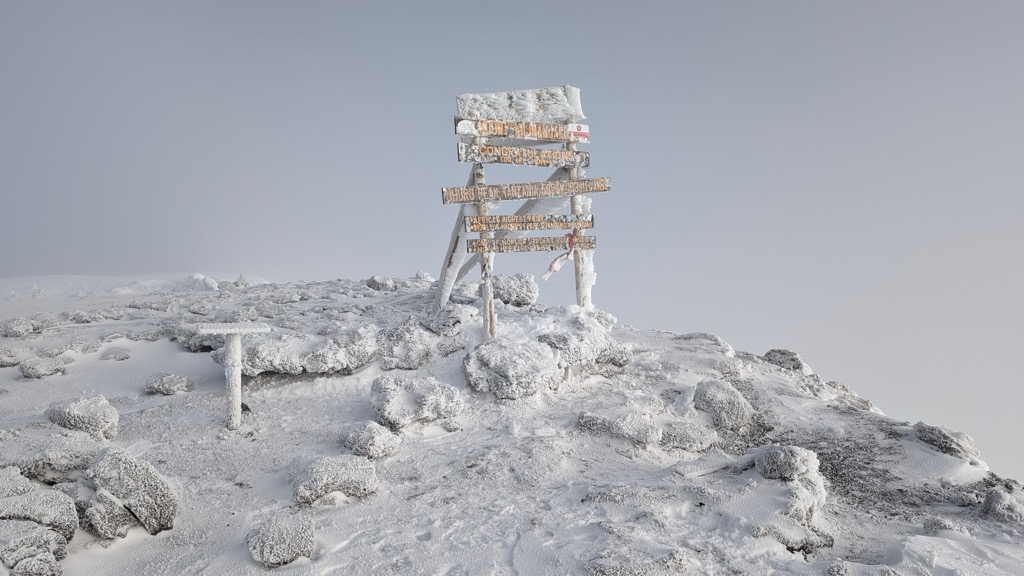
[224,333,243,430]
[568,143,594,310]
[472,161,496,339]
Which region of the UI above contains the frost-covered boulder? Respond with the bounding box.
[18,358,67,380]
[370,376,464,431]
[0,468,36,499]
[0,490,78,542]
[537,311,628,370]
[291,455,378,504]
[340,422,401,460]
[762,349,814,376]
[378,318,440,370]
[424,304,478,337]
[753,444,827,528]
[45,396,119,441]
[17,440,103,484]
[100,347,131,361]
[980,489,1024,524]
[366,275,396,292]
[463,339,561,400]
[0,520,68,573]
[231,325,378,377]
[492,273,539,307]
[84,489,138,539]
[1,319,34,338]
[661,421,719,453]
[145,372,193,395]
[913,422,982,462]
[86,448,179,535]
[0,348,24,368]
[577,411,663,446]
[692,379,755,433]
[247,513,315,568]
[5,551,62,576]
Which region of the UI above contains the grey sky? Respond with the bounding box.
[2,2,1022,480]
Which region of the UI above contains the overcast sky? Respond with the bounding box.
[2,2,1022,481]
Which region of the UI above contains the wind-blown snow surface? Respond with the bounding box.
[0,274,1022,575]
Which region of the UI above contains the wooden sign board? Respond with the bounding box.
[468,236,597,253]
[456,85,585,124]
[458,142,590,167]
[456,118,590,144]
[442,177,610,205]
[465,214,594,233]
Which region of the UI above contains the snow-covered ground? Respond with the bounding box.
[1,273,1022,575]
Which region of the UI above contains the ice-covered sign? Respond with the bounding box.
[458,142,589,168]
[442,177,610,204]
[464,214,594,233]
[456,118,590,144]
[456,85,585,124]
[467,236,597,253]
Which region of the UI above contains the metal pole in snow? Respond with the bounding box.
[473,159,497,339]
[568,142,593,310]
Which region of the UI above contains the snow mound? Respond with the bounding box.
[692,379,755,433]
[86,448,179,535]
[763,348,814,375]
[370,375,464,431]
[45,396,119,441]
[491,273,539,307]
[0,489,78,542]
[340,421,401,460]
[463,338,561,399]
[0,519,67,574]
[246,512,315,568]
[291,455,378,504]
[18,358,67,380]
[144,372,192,395]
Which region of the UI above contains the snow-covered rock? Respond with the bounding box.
[247,513,315,568]
[230,325,378,376]
[17,440,102,484]
[752,444,828,528]
[83,489,138,539]
[577,411,663,446]
[0,490,78,542]
[144,372,192,395]
[366,275,396,292]
[340,422,401,460]
[18,358,67,379]
[423,304,477,337]
[370,376,464,431]
[378,317,440,370]
[0,520,67,573]
[463,339,561,399]
[1,319,34,338]
[0,348,24,368]
[86,448,179,535]
[100,347,130,361]
[980,489,1024,524]
[913,421,982,462]
[291,455,378,504]
[0,468,36,499]
[537,310,628,371]
[491,273,539,307]
[45,396,119,441]
[692,379,755,433]
[660,421,719,453]
[763,348,814,375]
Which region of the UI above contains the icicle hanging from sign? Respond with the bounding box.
[542,234,576,281]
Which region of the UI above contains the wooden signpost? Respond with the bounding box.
[436,85,610,338]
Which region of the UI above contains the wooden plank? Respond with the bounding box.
[467,236,597,253]
[465,214,594,233]
[442,177,610,204]
[457,142,589,168]
[456,85,584,123]
[456,118,590,144]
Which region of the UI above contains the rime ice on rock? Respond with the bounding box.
[340,422,402,460]
[463,339,561,400]
[0,519,68,573]
[1,319,34,338]
[145,372,193,395]
[762,349,814,376]
[378,318,441,370]
[0,468,36,499]
[247,513,315,568]
[370,376,464,431]
[491,274,539,307]
[291,455,378,504]
[45,396,119,441]
[0,490,78,542]
[86,448,179,535]
[980,489,1024,524]
[913,421,982,462]
[692,379,755,433]
[18,358,67,379]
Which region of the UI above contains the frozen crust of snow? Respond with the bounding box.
[45,396,119,441]
[456,85,585,123]
[246,513,315,568]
